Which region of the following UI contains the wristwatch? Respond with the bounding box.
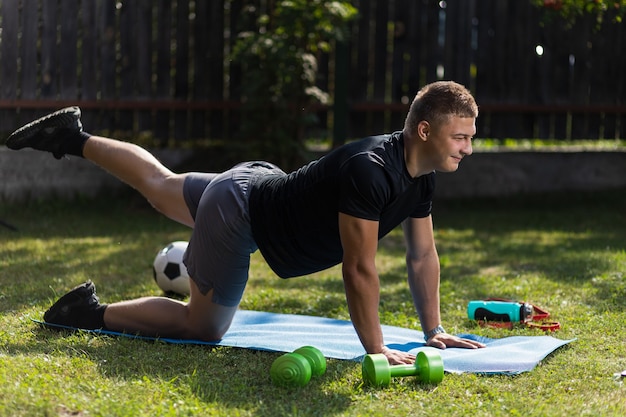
[424,324,446,340]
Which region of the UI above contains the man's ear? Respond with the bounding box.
[417,120,430,141]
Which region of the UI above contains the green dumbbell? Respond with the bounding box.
[362,350,444,387]
[270,346,327,386]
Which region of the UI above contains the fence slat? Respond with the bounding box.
[20,0,38,100]
[370,0,389,133]
[97,0,117,133]
[117,1,134,132]
[0,0,19,129]
[190,0,209,140]
[135,1,154,133]
[59,0,79,100]
[81,0,98,129]
[153,0,173,142]
[173,0,190,142]
[348,0,372,138]
[18,0,39,125]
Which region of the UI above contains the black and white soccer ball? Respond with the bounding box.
[153,241,190,296]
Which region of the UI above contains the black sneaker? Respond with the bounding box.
[5,107,83,159]
[43,281,106,330]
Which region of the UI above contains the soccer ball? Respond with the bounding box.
[153,241,190,296]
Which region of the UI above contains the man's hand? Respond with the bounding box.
[380,334,485,366]
[426,333,486,350]
[380,346,416,365]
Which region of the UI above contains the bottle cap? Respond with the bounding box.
[521,303,534,322]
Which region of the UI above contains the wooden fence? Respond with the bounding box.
[0,0,624,145]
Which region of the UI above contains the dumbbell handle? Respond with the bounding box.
[388,363,421,378]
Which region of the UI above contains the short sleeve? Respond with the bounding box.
[337,153,391,221]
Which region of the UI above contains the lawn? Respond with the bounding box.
[0,189,625,416]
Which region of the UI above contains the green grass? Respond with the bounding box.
[305,138,626,153]
[472,138,626,151]
[1,190,625,416]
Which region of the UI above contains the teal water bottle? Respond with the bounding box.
[467,300,533,322]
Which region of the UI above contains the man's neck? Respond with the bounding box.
[402,130,430,178]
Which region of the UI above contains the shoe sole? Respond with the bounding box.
[5,106,81,150]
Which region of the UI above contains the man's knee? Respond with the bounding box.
[184,295,238,341]
[186,319,231,342]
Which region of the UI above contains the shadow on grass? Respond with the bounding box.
[10,324,355,414]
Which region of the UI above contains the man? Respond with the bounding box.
[5,81,485,365]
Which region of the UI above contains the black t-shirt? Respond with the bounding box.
[248,131,435,278]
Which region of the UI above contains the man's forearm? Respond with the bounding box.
[343,268,386,353]
[406,251,442,334]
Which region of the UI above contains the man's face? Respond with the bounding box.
[426,116,476,173]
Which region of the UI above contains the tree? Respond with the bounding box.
[231,0,357,169]
[533,0,625,25]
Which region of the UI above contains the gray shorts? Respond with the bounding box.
[182,161,283,306]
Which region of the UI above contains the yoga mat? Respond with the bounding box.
[33,309,574,374]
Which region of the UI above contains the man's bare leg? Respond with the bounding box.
[102,279,238,341]
[4,107,195,226]
[83,136,194,227]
